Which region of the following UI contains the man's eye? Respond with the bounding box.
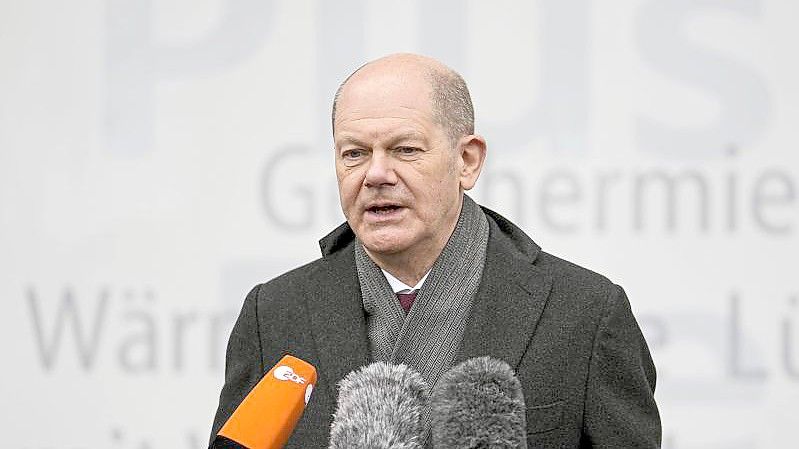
[396,146,420,155]
[343,149,364,159]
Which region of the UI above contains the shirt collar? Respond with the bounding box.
[381,268,430,294]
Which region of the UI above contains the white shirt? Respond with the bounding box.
[381,268,430,294]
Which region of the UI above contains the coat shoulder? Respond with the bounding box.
[535,250,618,298]
[531,250,627,338]
[482,203,618,301]
[250,239,357,308]
[250,257,329,305]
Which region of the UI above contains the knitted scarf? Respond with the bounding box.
[354,195,489,390]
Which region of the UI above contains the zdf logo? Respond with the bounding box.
[273,365,307,384]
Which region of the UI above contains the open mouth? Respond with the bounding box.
[367,205,402,215]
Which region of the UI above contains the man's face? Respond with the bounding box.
[333,69,464,260]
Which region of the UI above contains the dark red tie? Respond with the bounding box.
[396,291,418,314]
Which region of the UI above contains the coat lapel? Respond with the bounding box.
[455,209,553,370]
[306,226,370,404]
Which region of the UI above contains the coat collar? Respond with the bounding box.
[312,204,552,394]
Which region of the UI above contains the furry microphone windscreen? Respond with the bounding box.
[328,362,430,449]
[430,356,528,449]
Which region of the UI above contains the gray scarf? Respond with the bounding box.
[354,195,489,390]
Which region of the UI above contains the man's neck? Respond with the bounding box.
[382,268,430,293]
[364,245,439,287]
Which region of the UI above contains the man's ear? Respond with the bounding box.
[458,134,487,191]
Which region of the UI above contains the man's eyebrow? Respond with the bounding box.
[335,135,369,148]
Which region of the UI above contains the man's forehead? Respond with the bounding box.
[334,78,436,134]
[336,127,426,144]
[335,101,432,123]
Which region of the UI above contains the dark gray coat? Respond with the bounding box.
[210,207,661,448]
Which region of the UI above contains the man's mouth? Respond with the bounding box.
[367,205,402,215]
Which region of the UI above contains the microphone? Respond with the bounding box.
[430,357,527,449]
[214,354,317,449]
[328,362,430,449]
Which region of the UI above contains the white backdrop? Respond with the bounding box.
[1,1,797,447]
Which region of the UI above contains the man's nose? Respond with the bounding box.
[363,152,397,187]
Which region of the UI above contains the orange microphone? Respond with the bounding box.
[215,354,318,449]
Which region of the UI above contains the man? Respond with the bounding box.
[210,53,661,448]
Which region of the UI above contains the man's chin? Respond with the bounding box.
[358,233,410,257]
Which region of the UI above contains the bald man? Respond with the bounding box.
[210,54,661,448]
